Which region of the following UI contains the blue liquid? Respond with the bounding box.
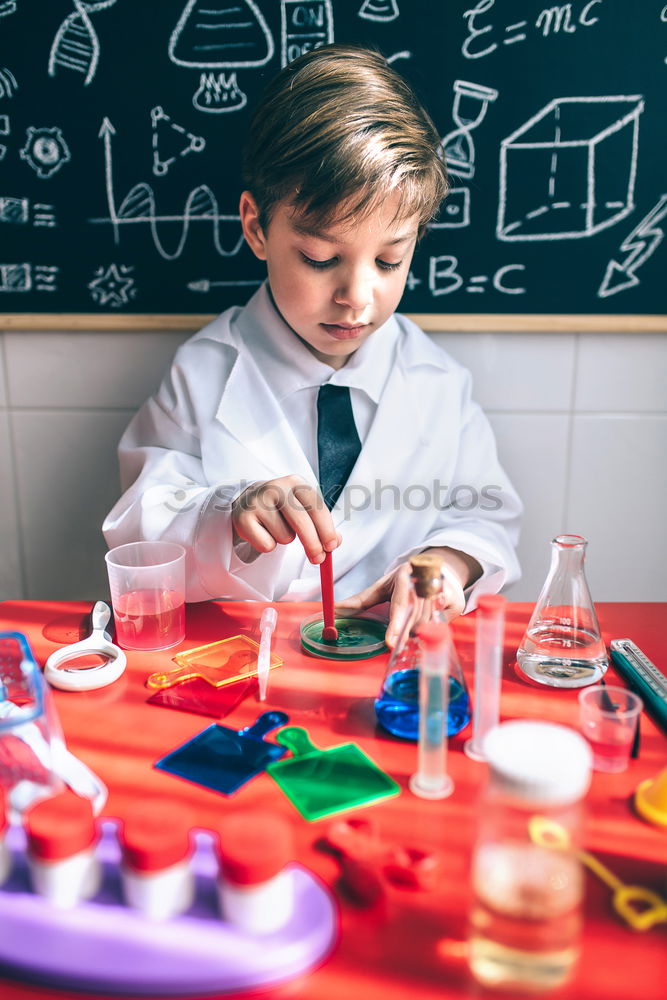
[374,667,471,740]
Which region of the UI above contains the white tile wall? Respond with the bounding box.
[432,332,576,411]
[0,328,665,604]
[488,413,570,601]
[0,408,22,598]
[5,331,189,408]
[0,335,7,407]
[568,414,667,601]
[12,409,135,600]
[575,333,667,412]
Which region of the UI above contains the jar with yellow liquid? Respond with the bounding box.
[468,721,592,993]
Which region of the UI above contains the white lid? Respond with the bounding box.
[482,720,592,805]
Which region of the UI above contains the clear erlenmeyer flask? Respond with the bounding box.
[517,534,608,688]
[374,553,471,739]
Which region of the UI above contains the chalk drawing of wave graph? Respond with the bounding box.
[114,182,244,261]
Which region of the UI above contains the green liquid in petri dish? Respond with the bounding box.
[300,613,387,660]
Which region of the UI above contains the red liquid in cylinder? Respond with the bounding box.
[114,589,185,650]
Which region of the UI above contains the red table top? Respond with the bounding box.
[1,600,665,1000]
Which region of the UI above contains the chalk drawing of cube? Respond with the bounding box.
[497,96,644,242]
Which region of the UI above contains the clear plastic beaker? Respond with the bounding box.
[1,632,107,820]
[105,541,186,651]
[516,535,608,688]
[374,553,470,740]
[578,685,642,773]
[1,632,65,815]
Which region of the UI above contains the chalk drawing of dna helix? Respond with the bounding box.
[48,0,117,86]
[115,182,245,261]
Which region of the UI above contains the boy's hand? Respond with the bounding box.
[231,475,340,563]
[337,548,476,647]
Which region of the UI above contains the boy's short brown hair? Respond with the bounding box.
[241,44,448,237]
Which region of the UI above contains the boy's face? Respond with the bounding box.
[240,191,419,369]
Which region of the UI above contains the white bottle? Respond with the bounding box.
[119,800,195,921]
[24,789,101,908]
[216,810,294,935]
[468,720,592,993]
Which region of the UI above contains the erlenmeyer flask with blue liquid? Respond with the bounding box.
[374,553,471,740]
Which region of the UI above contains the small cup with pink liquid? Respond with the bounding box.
[578,685,642,773]
[105,541,186,651]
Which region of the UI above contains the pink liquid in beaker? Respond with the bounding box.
[114,588,185,651]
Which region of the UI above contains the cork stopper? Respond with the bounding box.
[410,552,444,598]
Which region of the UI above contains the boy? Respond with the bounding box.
[103,44,522,644]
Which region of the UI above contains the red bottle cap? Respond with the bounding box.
[216,811,293,886]
[417,621,450,647]
[477,594,506,613]
[119,800,193,873]
[24,790,97,861]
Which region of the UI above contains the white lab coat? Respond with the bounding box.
[103,284,522,605]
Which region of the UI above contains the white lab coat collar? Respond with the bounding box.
[247,284,334,399]
[240,281,405,403]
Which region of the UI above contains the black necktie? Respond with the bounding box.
[317,384,362,510]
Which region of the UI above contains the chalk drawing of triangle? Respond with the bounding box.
[151,106,206,176]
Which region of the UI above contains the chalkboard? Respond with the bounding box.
[0,1,665,328]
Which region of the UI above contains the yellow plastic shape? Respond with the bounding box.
[529,815,667,932]
[146,635,282,691]
[635,765,667,828]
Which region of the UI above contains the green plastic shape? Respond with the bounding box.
[267,726,400,821]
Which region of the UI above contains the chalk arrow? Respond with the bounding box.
[99,117,119,242]
[599,194,667,298]
[188,278,263,293]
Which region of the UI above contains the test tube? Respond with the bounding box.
[409,621,454,800]
[464,595,506,762]
[258,606,277,702]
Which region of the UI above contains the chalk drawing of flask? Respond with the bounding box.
[169,0,274,114]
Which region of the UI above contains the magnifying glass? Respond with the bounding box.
[44,601,127,692]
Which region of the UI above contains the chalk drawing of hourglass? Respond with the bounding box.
[48,0,118,86]
[441,80,499,179]
[169,0,274,114]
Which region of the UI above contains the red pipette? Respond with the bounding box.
[320,551,338,641]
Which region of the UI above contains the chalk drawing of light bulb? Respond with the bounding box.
[169,0,274,114]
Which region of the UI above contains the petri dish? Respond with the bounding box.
[300,612,388,660]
